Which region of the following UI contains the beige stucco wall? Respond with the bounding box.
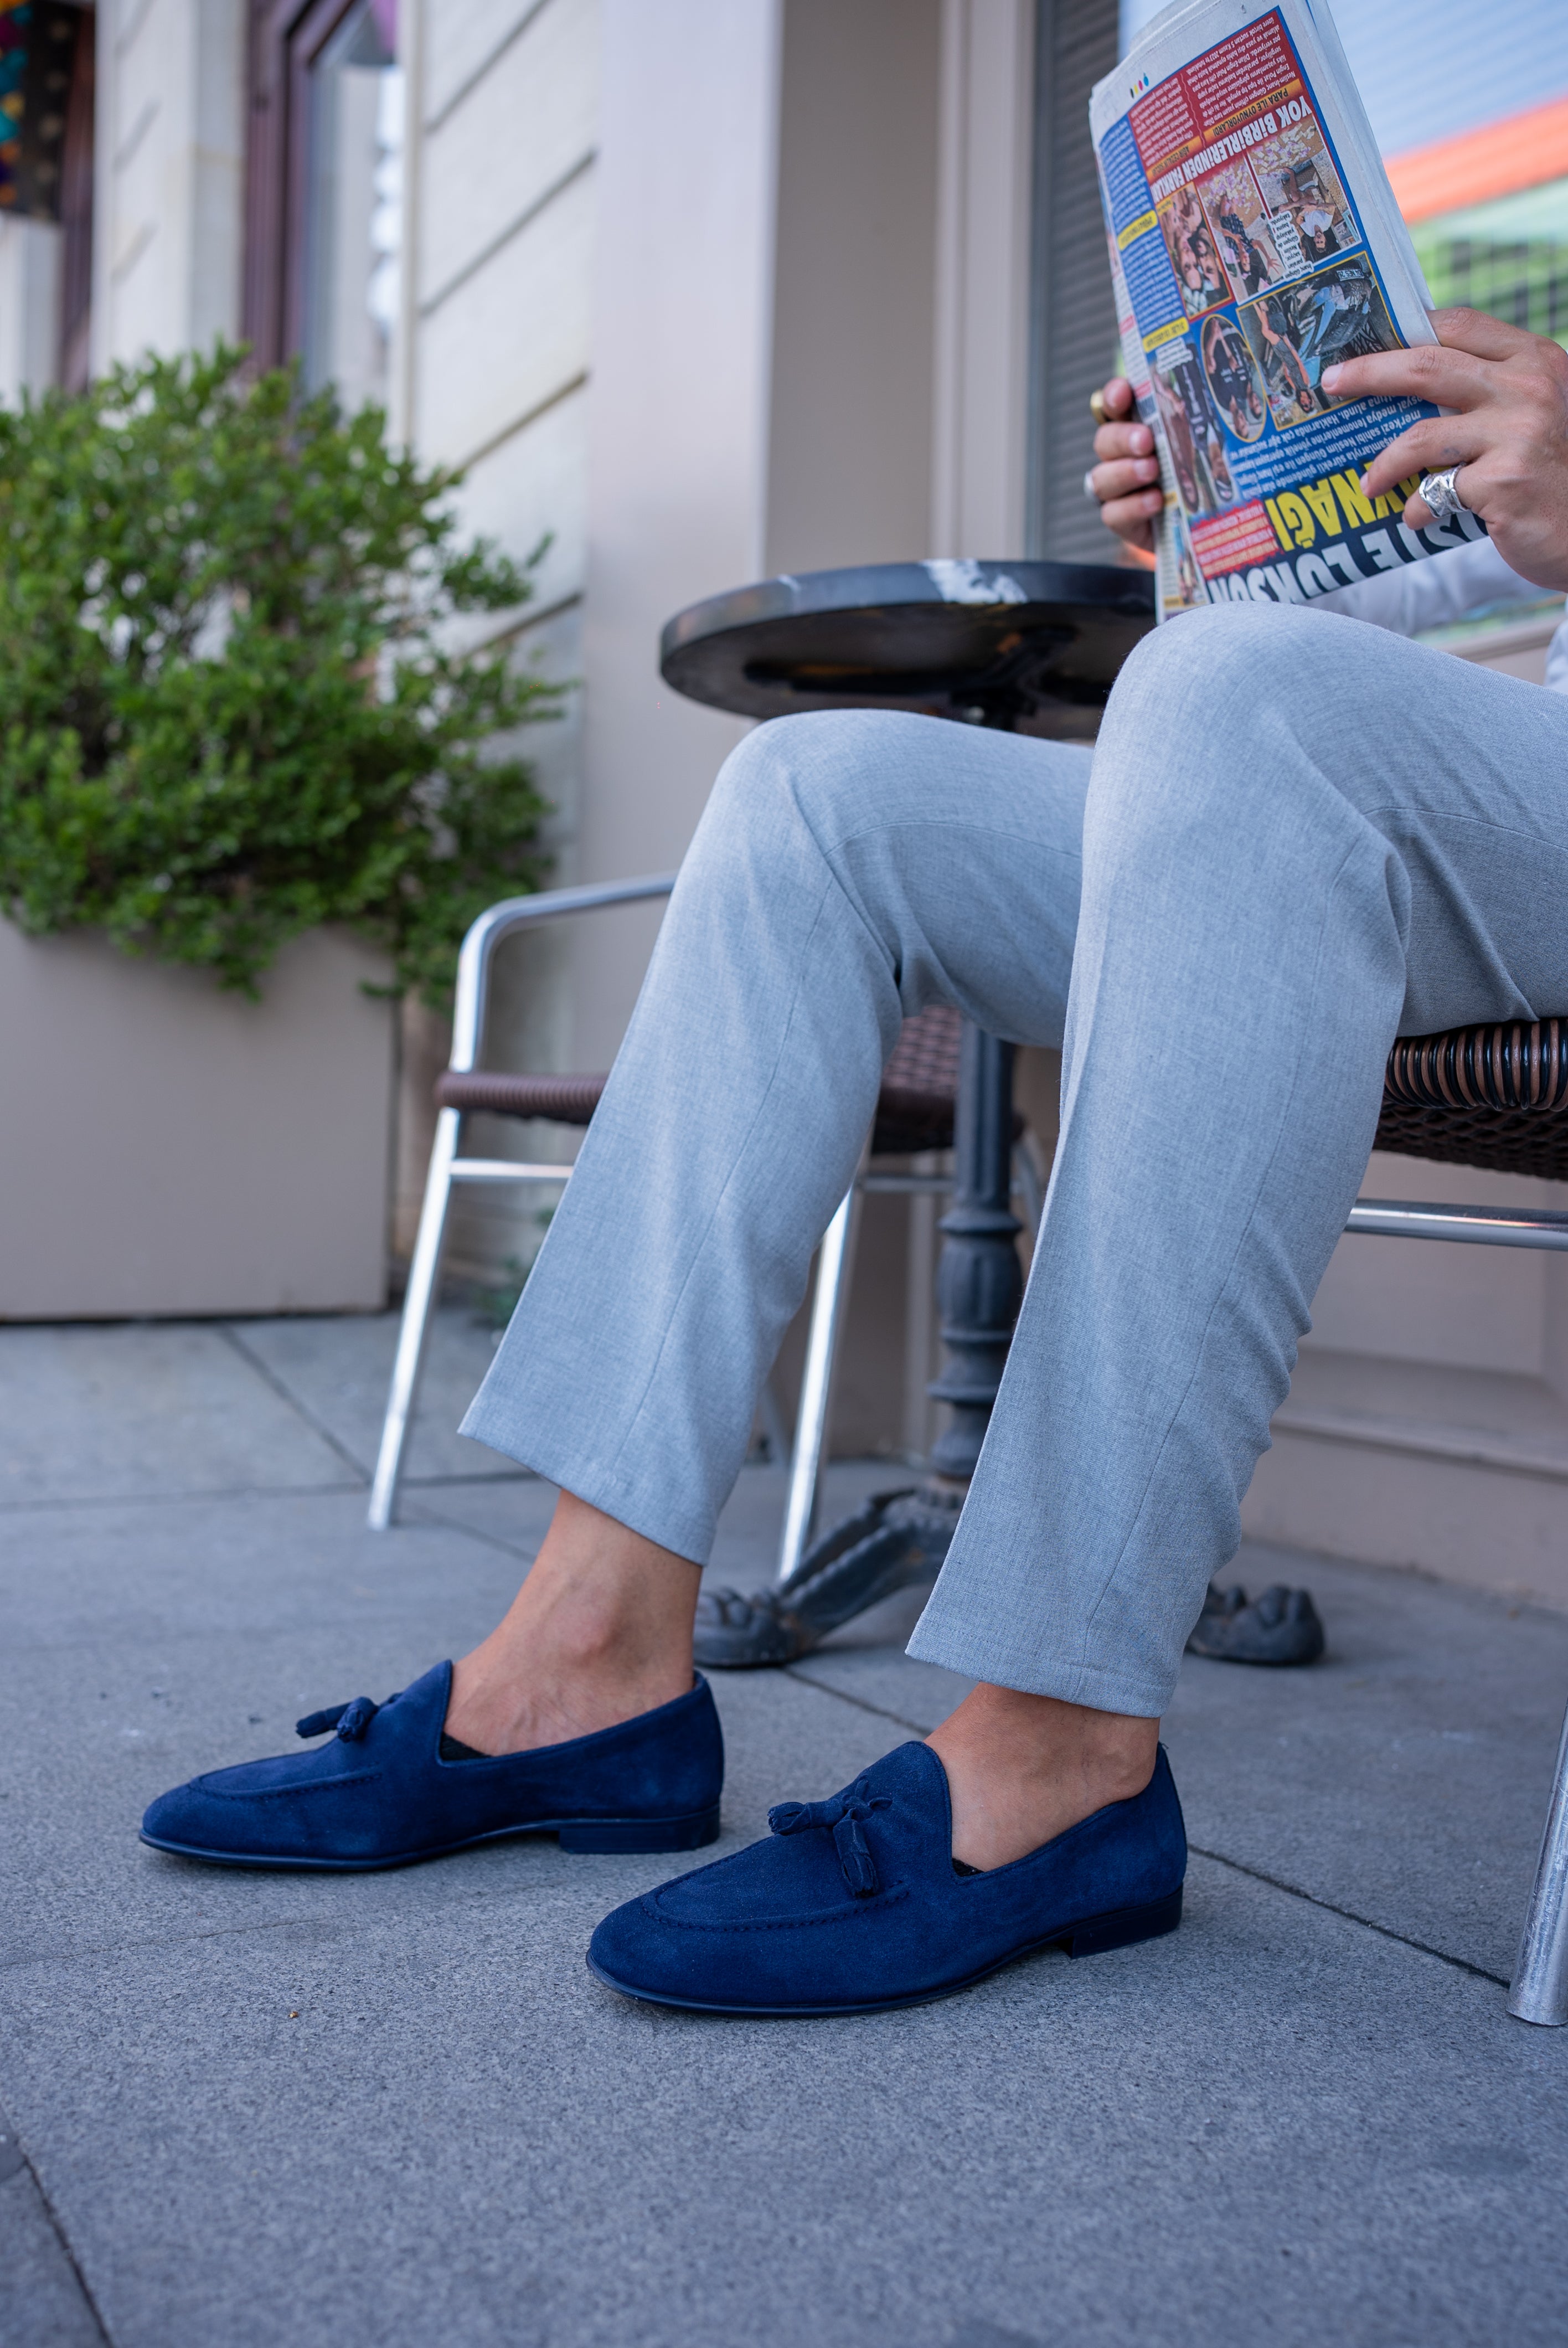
[393,0,601,1279]
[0,215,61,401]
[90,0,245,373]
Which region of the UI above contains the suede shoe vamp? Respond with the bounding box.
[590,1742,1187,2014]
[141,1665,724,1868]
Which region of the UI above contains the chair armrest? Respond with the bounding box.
[450,873,678,1073]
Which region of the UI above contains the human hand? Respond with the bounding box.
[1087,378,1161,567]
[1328,308,1568,591]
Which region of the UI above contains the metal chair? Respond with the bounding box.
[368,876,675,1535]
[368,876,1035,1573]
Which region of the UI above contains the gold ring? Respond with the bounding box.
[1089,389,1111,427]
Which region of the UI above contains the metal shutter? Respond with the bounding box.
[1025,0,1123,562]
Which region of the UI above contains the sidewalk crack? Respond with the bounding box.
[0,2100,113,2343]
[1187,1845,1511,1987]
[783,1665,931,1737]
[216,1326,371,1484]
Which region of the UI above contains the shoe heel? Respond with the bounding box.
[1063,1886,1182,1959]
[559,1804,721,1855]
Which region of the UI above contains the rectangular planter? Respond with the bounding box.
[1,918,395,1319]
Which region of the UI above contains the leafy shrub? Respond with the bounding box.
[0,344,555,1000]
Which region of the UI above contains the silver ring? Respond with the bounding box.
[1418,466,1468,525]
[1083,468,1100,503]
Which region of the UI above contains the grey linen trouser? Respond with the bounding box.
[463,603,1568,1715]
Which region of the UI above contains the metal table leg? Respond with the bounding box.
[928,1025,1022,1479]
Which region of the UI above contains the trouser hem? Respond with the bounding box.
[456,1400,714,1567]
[902,1618,1172,1718]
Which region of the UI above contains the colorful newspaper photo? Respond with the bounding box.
[1095,6,1483,614]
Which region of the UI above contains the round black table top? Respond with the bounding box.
[660,557,1155,740]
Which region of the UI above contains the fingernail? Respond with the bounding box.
[1358,472,1371,496]
[1322,364,1343,390]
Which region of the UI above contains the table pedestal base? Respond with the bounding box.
[692,1480,957,1667]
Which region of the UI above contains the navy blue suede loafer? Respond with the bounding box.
[140,1662,723,1871]
[587,1739,1184,2016]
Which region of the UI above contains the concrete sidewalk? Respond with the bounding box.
[2,1309,1566,2348]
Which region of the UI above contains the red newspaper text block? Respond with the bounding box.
[1189,502,1285,576]
[1184,16,1302,143]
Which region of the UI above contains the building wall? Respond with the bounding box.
[391,0,601,1275]
[0,216,62,401]
[932,0,1036,559]
[566,0,780,1064]
[90,0,245,372]
[766,0,941,575]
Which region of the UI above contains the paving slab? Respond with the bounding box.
[229,1306,513,1486]
[7,1324,1568,2346]
[0,1324,352,1506]
[0,2107,105,2347]
[2,1849,1564,2348]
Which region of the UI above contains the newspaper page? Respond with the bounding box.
[1092,0,1486,617]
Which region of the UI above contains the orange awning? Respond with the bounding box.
[1386,92,1568,224]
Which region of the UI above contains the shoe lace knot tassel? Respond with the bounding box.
[768,1783,889,1896]
[295,1695,381,1742]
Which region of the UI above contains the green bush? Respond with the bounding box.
[0,344,555,1001]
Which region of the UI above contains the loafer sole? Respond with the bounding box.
[139,1800,723,1873]
[587,1883,1182,2017]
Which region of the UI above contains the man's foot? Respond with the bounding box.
[926,1683,1159,1870]
[139,1662,723,1871]
[445,1491,703,1754]
[587,1738,1187,2017]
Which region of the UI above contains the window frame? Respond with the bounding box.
[57,0,96,393]
[243,0,365,370]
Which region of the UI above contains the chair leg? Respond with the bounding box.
[1509,1693,1568,2024]
[368,1106,461,1531]
[776,1181,864,1586]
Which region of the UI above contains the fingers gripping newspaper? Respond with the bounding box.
[1094,0,1484,617]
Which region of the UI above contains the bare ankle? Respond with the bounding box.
[926,1685,1158,1873]
[445,1492,700,1756]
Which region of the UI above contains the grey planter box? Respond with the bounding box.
[1,919,395,1319]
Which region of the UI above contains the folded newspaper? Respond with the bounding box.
[1092,0,1485,618]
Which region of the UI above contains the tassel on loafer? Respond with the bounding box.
[587,1740,1186,2017]
[140,1662,723,1871]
